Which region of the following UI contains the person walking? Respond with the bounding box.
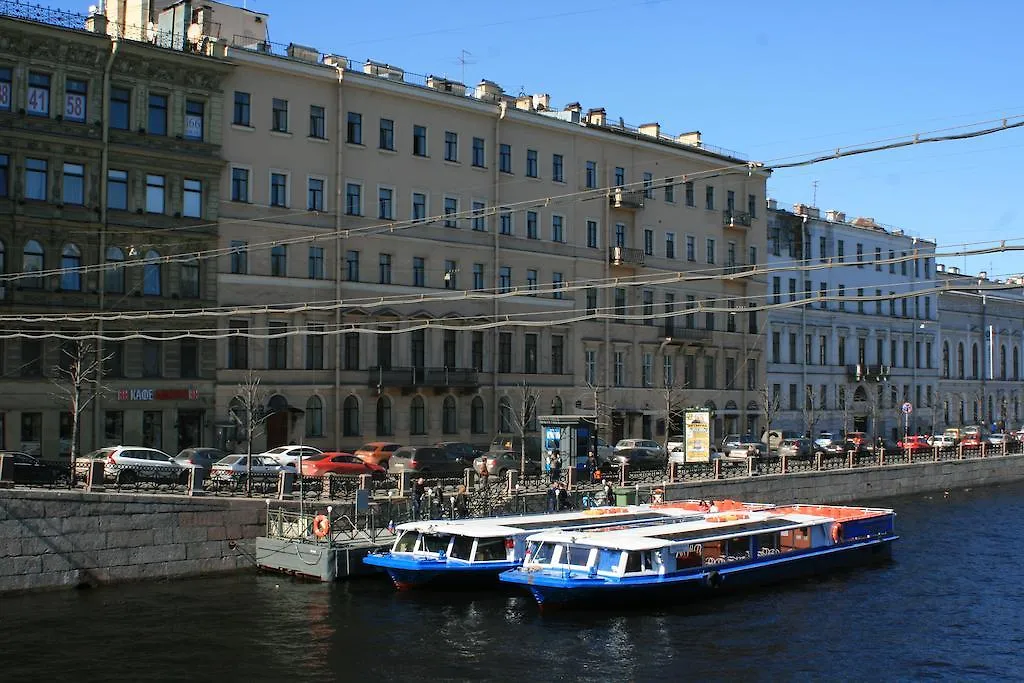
[411,477,426,520]
[587,450,598,483]
[453,484,469,519]
[554,482,570,511]
[549,449,562,483]
[601,479,615,507]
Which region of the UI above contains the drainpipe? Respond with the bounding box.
[333,66,345,443]
[93,36,120,450]
[602,155,611,437]
[491,102,505,431]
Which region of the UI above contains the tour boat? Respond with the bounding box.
[363,500,772,589]
[499,502,897,608]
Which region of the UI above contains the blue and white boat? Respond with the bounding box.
[500,503,897,608]
[363,501,768,589]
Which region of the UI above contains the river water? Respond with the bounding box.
[4,482,1024,682]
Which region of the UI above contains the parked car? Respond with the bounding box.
[987,432,1013,447]
[897,435,931,453]
[259,445,323,468]
[300,452,385,479]
[929,434,957,450]
[724,437,768,461]
[594,438,615,465]
[389,445,470,477]
[77,446,190,485]
[814,432,836,449]
[721,434,743,452]
[777,438,816,459]
[868,437,900,453]
[608,447,668,470]
[434,441,481,467]
[960,433,984,449]
[613,439,665,457]
[1,451,71,486]
[473,449,542,477]
[174,447,226,472]
[353,442,403,468]
[210,455,287,483]
[844,432,868,448]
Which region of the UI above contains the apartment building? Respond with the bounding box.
[0,4,230,456]
[937,267,1024,431]
[766,203,939,440]
[208,8,769,451]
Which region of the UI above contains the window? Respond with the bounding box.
[27,72,50,116]
[22,240,44,289]
[472,201,486,231]
[684,181,695,207]
[180,339,199,378]
[471,396,485,433]
[614,288,626,318]
[65,78,87,122]
[500,144,512,173]
[110,86,130,130]
[526,149,538,177]
[614,167,625,187]
[526,269,538,293]
[230,241,248,275]
[0,66,10,111]
[706,238,716,264]
[444,131,458,161]
[857,287,865,314]
[552,272,564,299]
[306,324,325,370]
[663,355,675,388]
[271,245,287,277]
[270,172,287,207]
[183,179,202,217]
[526,211,538,239]
[837,240,845,263]
[499,266,511,293]
[587,220,598,248]
[498,333,512,373]
[105,246,125,294]
[705,185,714,210]
[586,160,597,189]
[307,177,324,211]
[472,263,484,290]
[856,243,864,267]
[749,245,758,265]
[412,257,425,287]
[345,250,359,281]
[60,243,81,291]
[379,187,394,219]
[347,112,362,144]
[472,136,485,167]
[24,158,47,201]
[227,320,249,369]
[378,253,392,284]
[585,349,597,385]
[643,229,654,256]
[231,167,249,202]
[748,193,757,218]
[180,258,199,298]
[142,250,161,296]
[615,223,626,248]
[233,91,250,126]
[376,397,393,436]
[471,332,484,372]
[499,207,513,235]
[889,250,895,273]
[551,336,565,374]
[345,183,362,215]
[552,154,564,182]
[305,396,324,437]
[586,287,598,314]
[614,351,625,387]
[268,321,288,370]
[405,192,425,222]
[344,333,360,371]
[185,100,204,140]
[900,253,908,276]
[442,396,457,434]
[686,235,696,262]
[142,343,162,378]
[271,98,288,132]
[309,105,325,139]
[148,93,168,135]
[642,290,654,325]
[874,247,882,270]
[62,163,84,205]
[524,334,538,374]
[838,284,846,311]
[552,215,564,242]
[0,153,7,198]
[145,174,165,213]
[413,125,427,156]
[379,118,394,150]
[444,260,457,289]
[643,172,653,198]
[308,246,324,280]
[444,197,458,227]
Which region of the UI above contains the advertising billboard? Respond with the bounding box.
[684,410,711,463]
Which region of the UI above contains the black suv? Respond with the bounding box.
[388,446,470,477]
[434,441,481,468]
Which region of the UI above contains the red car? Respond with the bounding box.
[300,452,386,479]
[960,434,984,449]
[897,435,931,453]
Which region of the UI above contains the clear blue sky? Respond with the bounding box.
[141,1,1024,278]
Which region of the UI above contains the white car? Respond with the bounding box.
[210,455,290,482]
[929,434,957,449]
[259,445,323,468]
[78,446,191,485]
[613,439,665,457]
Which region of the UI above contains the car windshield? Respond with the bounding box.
[264,447,290,455]
[217,455,244,465]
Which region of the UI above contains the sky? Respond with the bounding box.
[110,0,1024,278]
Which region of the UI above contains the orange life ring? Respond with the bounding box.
[313,514,331,539]
[831,522,843,544]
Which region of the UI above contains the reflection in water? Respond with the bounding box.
[3,483,1024,681]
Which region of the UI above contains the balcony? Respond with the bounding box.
[660,326,714,343]
[609,188,645,210]
[368,366,479,391]
[846,364,891,382]
[723,210,753,229]
[609,246,645,267]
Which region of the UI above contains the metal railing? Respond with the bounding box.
[0,0,86,31]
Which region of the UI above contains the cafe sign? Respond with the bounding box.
[117,386,200,401]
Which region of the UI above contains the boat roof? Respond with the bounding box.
[395,508,698,538]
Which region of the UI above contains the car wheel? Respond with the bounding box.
[117,469,137,485]
[497,468,508,478]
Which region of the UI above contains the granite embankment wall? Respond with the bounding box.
[0,490,267,593]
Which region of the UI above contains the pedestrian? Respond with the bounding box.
[453,484,469,519]
[601,479,614,507]
[554,482,569,511]
[411,477,426,520]
[587,450,598,482]
[550,449,562,483]
[547,481,559,512]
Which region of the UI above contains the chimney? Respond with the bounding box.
[950,266,960,275]
[474,80,504,103]
[825,210,846,223]
[531,93,550,111]
[585,108,606,126]
[515,95,533,111]
[85,7,108,34]
[564,102,582,114]
[638,122,660,138]
[766,198,778,211]
[936,263,946,273]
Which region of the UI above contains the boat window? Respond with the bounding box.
[474,537,508,562]
[449,535,474,560]
[724,536,752,561]
[674,548,702,569]
[780,527,812,551]
[597,550,621,573]
[533,542,556,564]
[624,551,651,573]
[563,544,592,568]
[420,534,452,554]
[394,531,418,552]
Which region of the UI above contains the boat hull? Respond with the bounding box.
[363,553,518,590]
[502,536,896,608]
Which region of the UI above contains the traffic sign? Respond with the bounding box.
[901,402,913,415]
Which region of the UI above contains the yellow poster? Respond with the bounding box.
[684,410,711,463]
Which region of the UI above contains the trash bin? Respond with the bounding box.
[613,486,636,506]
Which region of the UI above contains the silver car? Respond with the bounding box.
[724,437,768,461]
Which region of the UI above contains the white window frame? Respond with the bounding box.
[230,163,253,203]
[551,213,565,243]
[307,174,327,212]
[268,169,290,208]
[471,199,487,232]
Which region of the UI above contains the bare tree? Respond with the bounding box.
[500,378,538,475]
[802,385,823,438]
[230,369,270,496]
[577,380,612,454]
[758,385,781,446]
[50,340,111,478]
[839,382,855,435]
[659,381,691,453]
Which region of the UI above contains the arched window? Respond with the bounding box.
[0,239,6,275]
[498,397,512,433]
[442,395,457,434]
[550,396,563,415]
[343,395,360,437]
[1000,345,1007,380]
[60,243,81,291]
[105,246,125,294]
[942,342,950,379]
[957,343,965,379]
[375,395,392,435]
[180,257,200,298]
[971,344,979,378]
[22,239,44,289]
[410,395,426,435]
[143,249,161,296]
[1015,347,1021,381]
[471,396,485,434]
[305,396,324,438]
